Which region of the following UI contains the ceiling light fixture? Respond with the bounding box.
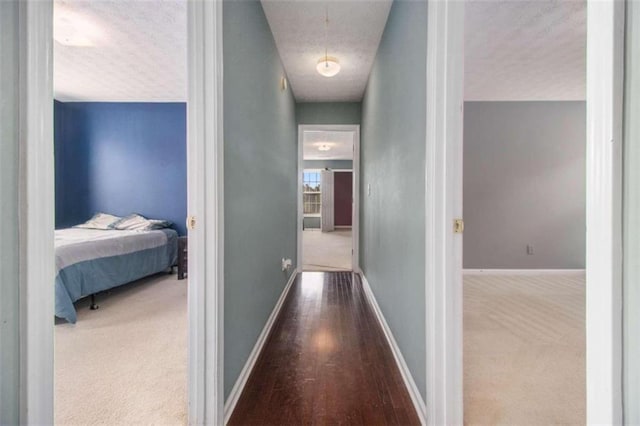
[316,6,341,78]
[318,144,332,151]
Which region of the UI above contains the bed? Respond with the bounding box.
[55,227,178,323]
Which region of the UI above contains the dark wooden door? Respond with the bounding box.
[334,171,352,227]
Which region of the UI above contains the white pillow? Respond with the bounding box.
[113,214,151,231]
[113,214,172,231]
[74,213,122,230]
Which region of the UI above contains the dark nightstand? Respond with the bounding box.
[178,236,188,280]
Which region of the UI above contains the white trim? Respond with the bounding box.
[19,1,55,423]
[187,0,224,424]
[297,124,360,273]
[585,0,624,423]
[463,269,586,276]
[223,270,299,424]
[360,274,427,425]
[424,0,465,425]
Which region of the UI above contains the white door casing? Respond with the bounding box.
[187,0,225,424]
[424,0,465,424]
[585,0,624,423]
[10,0,56,423]
[297,125,360,272]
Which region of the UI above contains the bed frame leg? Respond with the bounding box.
[90,294,99,310]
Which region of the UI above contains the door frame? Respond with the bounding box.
[187,0,225,424]
[425,0,625,424]
[424,0,464,424]
[18,0,224,424]
[16,1,56,423]
[297,124,361,272]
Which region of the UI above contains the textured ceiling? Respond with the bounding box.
[304,131,354,160]
[53,0,585,103]
[465,0,586,101]
[54,0,186,102]
[261,0,392,102]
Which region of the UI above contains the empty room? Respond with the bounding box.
[463,1,587,424]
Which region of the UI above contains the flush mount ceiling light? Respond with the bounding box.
[54,7,103,47]
[317,57,341,78]
[317,144,332,151]
[316,6,341,78]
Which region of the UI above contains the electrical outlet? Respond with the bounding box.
[526,244,534,255]
[281,258,293,271]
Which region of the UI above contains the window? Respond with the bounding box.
[303,171,321,215]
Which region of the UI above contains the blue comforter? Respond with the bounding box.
[55,228,178,323]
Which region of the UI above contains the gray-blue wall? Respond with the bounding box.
[296,102,361,125]
[0,2,20,422]
[304,160,352,169]
[624,1,640,422]
[223,0,297,400]
[463,101,586,269]
[360,0,427,402]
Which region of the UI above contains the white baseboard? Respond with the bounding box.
[463,268,585,276]
[360,274,427,425]
[223,268,299,424]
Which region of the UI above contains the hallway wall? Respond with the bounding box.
[296,102,361,125]
[304,159,352,169]
[0,2,21,422]
[360,0,428,403]
[223,0,297,400]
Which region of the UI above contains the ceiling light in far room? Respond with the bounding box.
[54,7,104,47]
[317,144,332,152]
[316,5,341,78]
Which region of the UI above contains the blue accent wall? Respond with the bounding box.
[54,101,187,235]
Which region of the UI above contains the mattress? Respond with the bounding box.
[55,228,178,323]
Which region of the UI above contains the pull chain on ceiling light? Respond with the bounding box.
[316,5,340,77]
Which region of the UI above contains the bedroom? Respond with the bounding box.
[52,1,188,423]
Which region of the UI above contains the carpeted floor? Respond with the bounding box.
[464,273,586,425]
[302,229,352,271]
[55,273,188,426]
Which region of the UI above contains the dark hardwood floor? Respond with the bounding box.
[228,271,420,426]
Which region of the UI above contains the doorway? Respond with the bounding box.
[297,124,360,272]
[424,0,625,424]
[13,0,223,423]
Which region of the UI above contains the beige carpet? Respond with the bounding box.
[302,229,352,271]
[464,273,586,425]
[55,273,187,426]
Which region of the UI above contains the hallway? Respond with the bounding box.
[228,272,420,425]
